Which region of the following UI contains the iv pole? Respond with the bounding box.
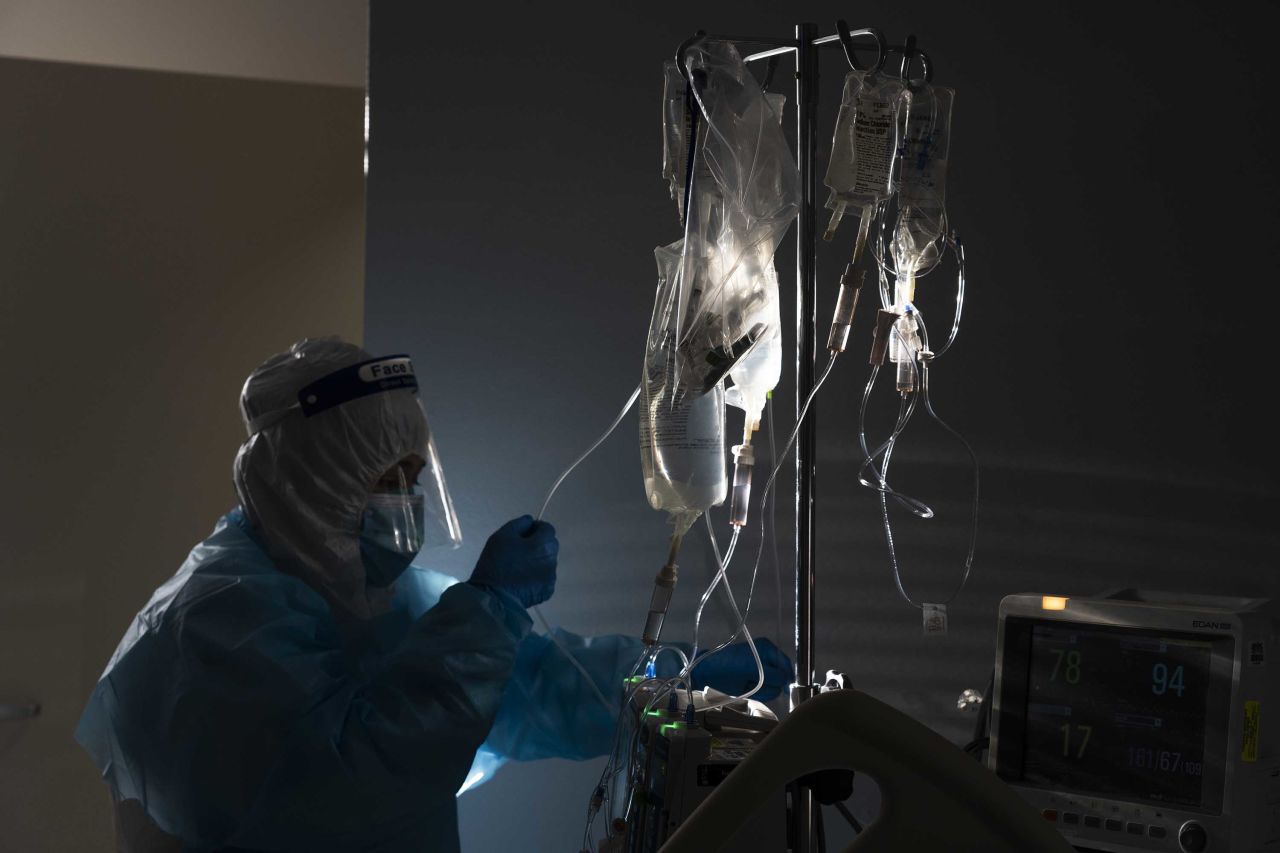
[675,23,933,853]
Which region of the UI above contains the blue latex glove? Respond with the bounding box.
[468,515,558,608]
[691,638,794,702]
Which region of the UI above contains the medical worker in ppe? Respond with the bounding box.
[75,338,792,853]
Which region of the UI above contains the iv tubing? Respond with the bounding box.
[690,515,741,663]
[531,382,643,718]
[532,606,615,714]
[539,383,641,520]
[687,518,765,714]
[649,353,839,718]
[856,312,979,608]
[586,294,840,852]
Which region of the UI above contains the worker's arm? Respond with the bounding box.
[85,569,530,850]
[475,631,793,774]
[482,628,647,763]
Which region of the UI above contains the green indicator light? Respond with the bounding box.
[660,723,686,736]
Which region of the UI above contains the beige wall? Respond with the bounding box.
[0,0,368,86]
[0,56,365,849]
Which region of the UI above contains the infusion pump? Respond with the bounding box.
[991,590,1280,853]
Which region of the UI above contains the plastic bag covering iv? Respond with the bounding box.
[643,40,800,535]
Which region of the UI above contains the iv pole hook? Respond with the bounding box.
[835,19,887,74]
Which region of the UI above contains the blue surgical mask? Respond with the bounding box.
[359,493,425,587]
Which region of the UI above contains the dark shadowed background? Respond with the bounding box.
[364,2,1279,848]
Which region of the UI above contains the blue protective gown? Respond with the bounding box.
[75,510,644,852]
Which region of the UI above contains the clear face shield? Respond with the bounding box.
[359,399,462,587]
[280,353,462,587]
[365,414,462,550]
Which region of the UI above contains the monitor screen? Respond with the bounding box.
[997,619,1234,813]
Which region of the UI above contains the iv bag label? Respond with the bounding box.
[825,74,899,204]
[639,396,721,452]
[923,603,948,637]
[1243,701,1262,763]
[850,93,896,198]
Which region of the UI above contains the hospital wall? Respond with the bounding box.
[0,57,365,848]
[361,2,1279,850]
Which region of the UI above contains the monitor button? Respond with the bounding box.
[1179,821,1208,853]
[1127,822,1144,835]
[1083,816,1102,829]
[1041,809,1058,822]
[1062,812,1080,825]
[1105,819,1123,832]
[1149,825,1167,839]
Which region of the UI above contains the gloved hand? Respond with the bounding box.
[691,638,794,702]
[468,515,558,609]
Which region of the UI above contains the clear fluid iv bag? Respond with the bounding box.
[724,245,782,434]
[824,71,904,225]
[641,243,728,531]
[724,91,787,434]
[891,83,955,288]
[641,40,799,530]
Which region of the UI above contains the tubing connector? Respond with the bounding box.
[870,309,899,366]
[823,200,846,241]
[892,310,922,394]
[729,443,755,528]
[826,267,864,353]
[642,535,683,646]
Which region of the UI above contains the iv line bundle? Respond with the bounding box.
[827,70,978,634]
[573,39,804,851]
[533,30,979,852]
[638,39,799,647]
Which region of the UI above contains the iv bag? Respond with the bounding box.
[892,84,955,279]
[725,91,787,431]
[669,40,798,396]
[641,242,728,527]
[725,249,782,432]
[641,40,799,526]
[824,71,904,214]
